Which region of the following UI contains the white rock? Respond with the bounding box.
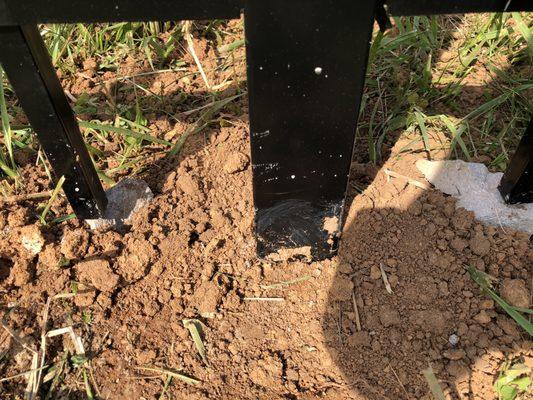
[417,159,533,235]
[86,178,153,230]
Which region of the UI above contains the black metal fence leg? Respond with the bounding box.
[499,119,533,204]
[0,25,107,219]
[244,1,377,259]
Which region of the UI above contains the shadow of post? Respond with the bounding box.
[322,143,531,399]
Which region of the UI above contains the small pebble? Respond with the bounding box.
[449,334,459,346]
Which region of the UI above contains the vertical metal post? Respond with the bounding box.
[244,0,377,259]
[0,25,107,218]
[499,119,533,204]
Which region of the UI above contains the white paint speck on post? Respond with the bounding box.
[314,67,323,75]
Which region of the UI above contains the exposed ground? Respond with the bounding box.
[0,14,531,400]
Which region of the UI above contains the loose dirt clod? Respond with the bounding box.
[60,228,89,260]
[223,152,249,174]
[19,225,45,256]
[190,281,222,317]
[323,216,339,235]
[76,259,119,293]
[499,279,530,309]
[469,231,491,256]
[248,355,283,388]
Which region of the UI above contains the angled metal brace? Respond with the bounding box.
[0,25,107,218]
[499,120,533,204]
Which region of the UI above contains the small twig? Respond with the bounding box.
[383,168,430,190]
[0,365,49,383]
[243,297,285,302]
[388,363,412,400]
[337,303,343,342]
[351,291,362,331]
[0,191,53,204]
[35,297,52,397]
[135,366,200,386]
[183,21,211,89]
[260,275,312,290]
[26,352,38,400]
[379,263,393,294]
[46,327,85,355]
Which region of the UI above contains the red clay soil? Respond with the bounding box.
[0,121,531,399]
[0,24,531,400]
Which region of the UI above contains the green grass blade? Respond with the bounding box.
[50,213,76,225]
[0,67,18,178]
[414,111,431,157]
[79,120,172,146]
[422,366,446,400]
[463,93,510,121]
[158,375,172,400]
[40,176,66,225]
[512,13,533,58]
[219,39,245,53]
[512,306,533,315]
[82,369,94,400]
[439,115,471,161]
[183,319,208,365]
[168,94,242,157]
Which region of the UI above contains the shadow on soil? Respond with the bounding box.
[322,164,531,398]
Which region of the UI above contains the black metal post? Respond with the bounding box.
[244,0,377,259]
[0,25,107,218]
[499,120,533,204]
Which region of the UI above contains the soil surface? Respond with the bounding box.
[0,20,531,400]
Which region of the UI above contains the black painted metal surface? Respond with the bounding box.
[2,0,532,26]
[244,0,377,259]
[499,120,533,204]
[387,0,533,16]
[0,0,243,25]
[0,25,107,218]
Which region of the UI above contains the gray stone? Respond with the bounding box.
[86,179,153,230]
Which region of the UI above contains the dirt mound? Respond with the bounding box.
[324,141,531,399]
[0,116,530,399]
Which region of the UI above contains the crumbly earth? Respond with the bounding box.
[0,20,531,400]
